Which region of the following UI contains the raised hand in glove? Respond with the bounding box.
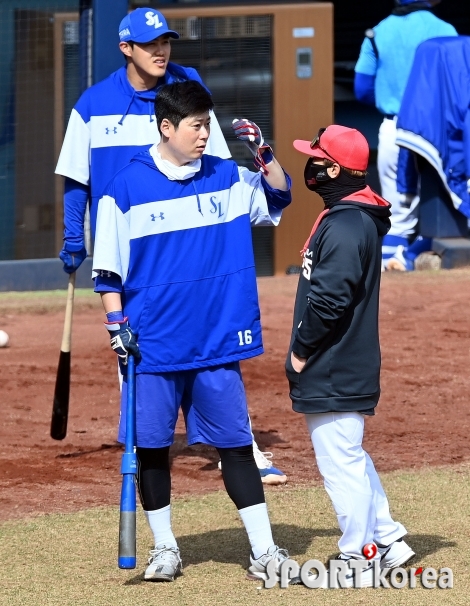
[104,317,141,365]
[232,118,274,175]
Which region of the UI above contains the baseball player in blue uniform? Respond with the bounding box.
[92,80,291,582]
[55,7,287,484]
[354,0,457,269]
[288,126,414,588]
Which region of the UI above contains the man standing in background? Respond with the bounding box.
[354,0,457,270]
[55,7,287,485]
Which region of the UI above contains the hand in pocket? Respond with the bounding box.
[291,351,307,373]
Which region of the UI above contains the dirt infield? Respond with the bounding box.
[1,270,470,521]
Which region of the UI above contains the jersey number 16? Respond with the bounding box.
[238,330,252,345]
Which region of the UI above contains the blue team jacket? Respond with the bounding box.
[396,37,470,217]
[55,63,230,235]
[92,151,291,373]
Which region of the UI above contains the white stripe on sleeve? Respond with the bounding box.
[237,166,282,227]
[92,195,130,282]
[55,109,91,185]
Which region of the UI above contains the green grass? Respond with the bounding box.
[1,465,469,605]
[0,289,99,314]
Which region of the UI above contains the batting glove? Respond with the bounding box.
[104,318,141,365]
[59,242,87,274]
[232,118,274,175]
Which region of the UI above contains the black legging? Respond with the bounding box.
[136,444,265,511]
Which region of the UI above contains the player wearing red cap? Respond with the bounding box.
[287,126,415,588]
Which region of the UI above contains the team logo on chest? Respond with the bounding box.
[209,196,224,218]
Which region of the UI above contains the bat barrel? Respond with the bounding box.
[118,475,136,569]
[50,351,71,440]
[118,354,137,569]
[50,273,75,441]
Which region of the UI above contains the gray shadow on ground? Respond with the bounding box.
[124,523,340,585]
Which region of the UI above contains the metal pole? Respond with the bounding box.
[92,0,129,85]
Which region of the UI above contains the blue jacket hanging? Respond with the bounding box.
[396,36,470,217]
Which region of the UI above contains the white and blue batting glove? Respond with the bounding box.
[104,318,141,365]
[232,118,274,175]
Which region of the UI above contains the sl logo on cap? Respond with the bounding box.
[145,11,163,29]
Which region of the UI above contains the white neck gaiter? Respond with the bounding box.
[149,144,201,181]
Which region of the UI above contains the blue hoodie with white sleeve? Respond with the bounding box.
[92,147,291,373]
[55,64,230,239]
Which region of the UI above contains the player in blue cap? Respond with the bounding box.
[56,7,229,254]
[354,0,457,270]
[55,7,287,484]
[118,7,180,43]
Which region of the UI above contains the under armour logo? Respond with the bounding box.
[105,127,117,134]
[151,213,165,221]
[145,11,163,29]
[99,270,111,277]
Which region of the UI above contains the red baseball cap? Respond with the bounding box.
[293,125,369,171]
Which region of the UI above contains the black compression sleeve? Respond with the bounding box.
[217,445,265,510]
[136,446,171,511]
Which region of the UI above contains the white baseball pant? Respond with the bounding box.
[305,411,406,559]
[378,117,419,241]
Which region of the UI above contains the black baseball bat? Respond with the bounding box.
[50,272,76,440]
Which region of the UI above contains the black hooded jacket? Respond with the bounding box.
[286,186,391,415]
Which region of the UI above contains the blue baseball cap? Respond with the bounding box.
[118,8,179,43]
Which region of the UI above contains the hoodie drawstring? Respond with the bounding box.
[192,181,203,216]
[118,90,136,126]
[118,92,154,125]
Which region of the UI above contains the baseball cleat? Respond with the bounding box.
[246,544,290,581]
[144,545,182,581]
[379,539,415,569]
[218,444,288,485]
[385,245,413,271]
[253,444,287,485]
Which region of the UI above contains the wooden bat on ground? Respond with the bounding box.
[50,272,76,440]
[118,354,137,569]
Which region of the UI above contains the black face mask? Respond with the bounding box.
[304,158,367,207]
[304,159,332,191]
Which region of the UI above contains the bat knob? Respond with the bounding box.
[118,556,137,569]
